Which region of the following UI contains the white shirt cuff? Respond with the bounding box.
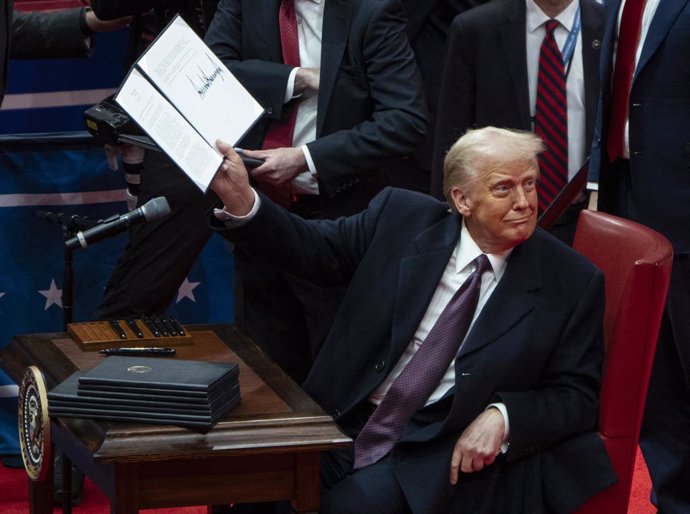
[301,145,317,176]
[487,402,510,453]
[286,68,299,103]
[213,188,261,227]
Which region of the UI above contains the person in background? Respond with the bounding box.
[90,0,222,323]
[208,126,616,513]
[590,2,690,512]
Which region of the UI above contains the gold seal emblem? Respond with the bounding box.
[18,366,52,481]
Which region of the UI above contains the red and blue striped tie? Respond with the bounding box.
[535,20,568,212]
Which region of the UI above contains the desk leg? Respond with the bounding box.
[28,451,54,514]
[291,453,320,513]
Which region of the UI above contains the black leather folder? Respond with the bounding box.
[77,356,239,395]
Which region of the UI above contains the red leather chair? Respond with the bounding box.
[572,210,673,514]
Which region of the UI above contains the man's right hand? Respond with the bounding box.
[210,141,256,217]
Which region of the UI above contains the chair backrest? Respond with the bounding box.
[572,210,673,513]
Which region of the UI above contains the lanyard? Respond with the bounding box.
[561,4,581,70]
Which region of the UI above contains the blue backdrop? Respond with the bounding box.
[0,31,234,456]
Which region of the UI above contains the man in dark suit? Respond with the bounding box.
[1,1,125,107]
[590,2,690,512]
[208,126,616,513]
[199,0,427,382]
[431,0,602,244]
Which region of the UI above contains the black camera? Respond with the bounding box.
[84,97,136,144]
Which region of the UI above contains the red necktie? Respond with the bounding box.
[606,0,647,162]
[535,20,568,212]
[260,0,301,207]
[353,255,492,470]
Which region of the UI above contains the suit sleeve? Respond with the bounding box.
[90,0,159,19]
[305,0,427,197]
[497,270,605,460]
[430,15,476,199]
[11,9,90,59]
[204,0,292,122]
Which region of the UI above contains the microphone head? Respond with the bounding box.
[140,196,171,221]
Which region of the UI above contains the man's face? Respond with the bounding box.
[451,162,538,253]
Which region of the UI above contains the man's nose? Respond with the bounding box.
[513,187,529,209]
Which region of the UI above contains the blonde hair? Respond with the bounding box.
[443,127,544,209]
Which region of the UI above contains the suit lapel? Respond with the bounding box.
[635,0,689,81]
[391,214,462,355]
[599,0,621,91]
[580,0,603,146]
[499,0,531,130]
[318,0,352,135]
[456,233,542,359]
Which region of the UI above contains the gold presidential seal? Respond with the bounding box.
[18,366,52,481]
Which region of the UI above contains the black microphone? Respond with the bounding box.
[65,196,171,250]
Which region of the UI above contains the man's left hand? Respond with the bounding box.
[242,147,308,185]
[449,408,505,485]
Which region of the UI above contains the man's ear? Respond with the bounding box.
[451,186,472,217]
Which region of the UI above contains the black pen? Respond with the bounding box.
[160,316,177,336]
[99,347,176,356]
[126,318,144,338]
[109,319,128,340]
[142,315,161,337]
[151,315,169,337]
[168,316,186,336]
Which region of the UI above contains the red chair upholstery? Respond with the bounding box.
[572,210,673,514]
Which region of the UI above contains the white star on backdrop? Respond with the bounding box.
[176,278,200,303]
[38,279,62,310]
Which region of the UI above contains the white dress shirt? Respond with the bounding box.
[526,0,586,180]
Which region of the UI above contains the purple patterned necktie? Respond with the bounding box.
[353,254,492,470]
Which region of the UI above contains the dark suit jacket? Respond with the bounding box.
[1,1,90,107]
[204,0,427,215]
[430,0,603,199]
[590,0,690,254]
[213,187,616,513]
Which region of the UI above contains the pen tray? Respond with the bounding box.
[67,320,193,351]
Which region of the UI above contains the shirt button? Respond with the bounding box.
[375,360,385,372]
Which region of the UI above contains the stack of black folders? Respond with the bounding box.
[48,357,240,428]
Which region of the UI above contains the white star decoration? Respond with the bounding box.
[176,278,200,303]
[38,279,62,310]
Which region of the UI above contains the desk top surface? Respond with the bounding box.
[0,324,350,464]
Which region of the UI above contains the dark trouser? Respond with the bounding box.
[640,254,690,514]
[607,159,690,513]
[319,402,412,514]
[94,151,216,319]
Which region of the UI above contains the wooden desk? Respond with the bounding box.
[0,324,351,513]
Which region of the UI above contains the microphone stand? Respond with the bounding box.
[37,211,99,329]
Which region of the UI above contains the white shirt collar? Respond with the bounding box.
[526,0,580,34]
[455,220,512,281]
